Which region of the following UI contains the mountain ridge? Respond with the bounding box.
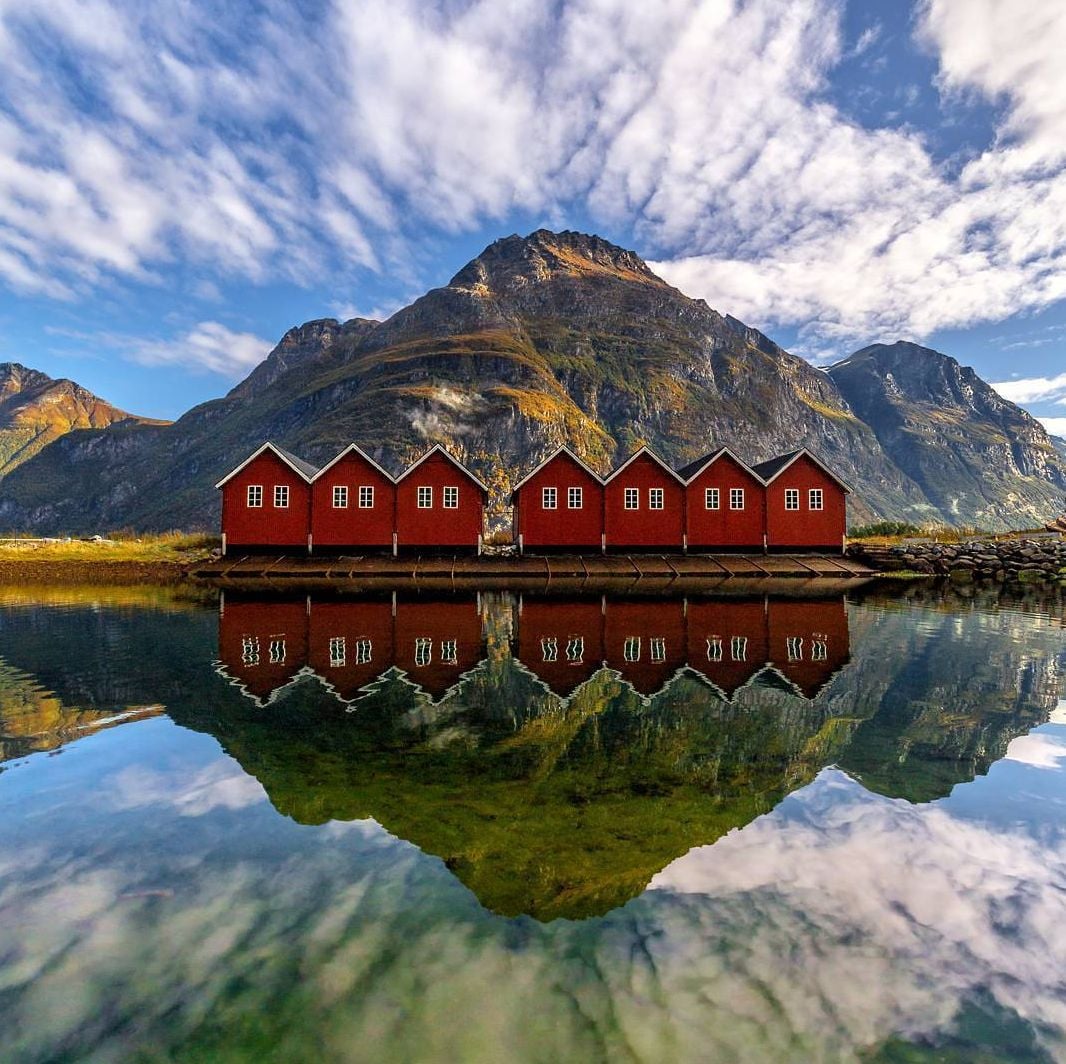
[0,230,1062,532]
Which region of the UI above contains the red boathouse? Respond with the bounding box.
[603,447,685,550]
[217,442,317,555]
[310,444,396,552]
[754,449,849,552]
[511,446,606,554]
[678,447,766,551]
[394,446,488,553]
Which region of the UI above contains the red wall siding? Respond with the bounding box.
[515,454,604,549]
[764,455,847,549]
[766,598,850,698]
[395,452,484,549]
[604,454,685,548]
[685,455,766,550]
[311,453,395,549]
[218,598,309,701]
[516,597,605,696]
[222,451,312,549]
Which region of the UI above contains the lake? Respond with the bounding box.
[1,583,1065,1062]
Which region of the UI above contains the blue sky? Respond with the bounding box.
[1,0,1066,434]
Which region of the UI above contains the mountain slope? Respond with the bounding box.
[0,232,1057,533]
[828,342,1066,527]
[0,363,160,479]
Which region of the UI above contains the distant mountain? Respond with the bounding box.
[828,342,1066,527]
[0,363,160,481]
[0,231,1061,532]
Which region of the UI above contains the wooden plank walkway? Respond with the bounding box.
[194,553,876,592]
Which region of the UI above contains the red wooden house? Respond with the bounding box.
[216,596,310,704]
[216,442,318,555]
[753,450,849,552]
[603,598,687,697]
[393,597,485,701]
[515,596,605,698]
[766,597,850,699]
[678,447,766,551]
[307,598,396,701]
[685,598,769,699]
[394,445,488,553]
[511,446,605,554]
[310,444,396,553]
[603,447,685,550]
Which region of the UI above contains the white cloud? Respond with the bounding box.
[1038,417,1066,438]
[990,372,1066,405]
[127,322,273,377]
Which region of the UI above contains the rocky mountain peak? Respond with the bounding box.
[0,362,58,397]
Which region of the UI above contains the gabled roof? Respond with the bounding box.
[676,446,763,484]
[311,443,395,483]
[394,444,489,494]
[603,445,687,485]
[510,445,604,500]
[751,448,851,492]
[214,441,318,489]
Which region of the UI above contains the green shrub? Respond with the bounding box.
[848,521,924,539]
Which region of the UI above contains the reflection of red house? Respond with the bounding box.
[394,446,488,552]
[308,599,395,700]
[679,448,766,551]
[766,598,850,698]
[604,448,685,550]
[753,450,849,552]
[512,448,605,553]
[603,599,687,696]
[310,445,396,552]
[516,597,605,697]
[685,598,769,697]
[393,599,485,701]
[217,597,310,703]
[217,443,317,554]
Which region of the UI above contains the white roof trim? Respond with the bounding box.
[394,444,490,493]
[214,441,315,489]
[603,445,687,485]
[681,446,767,486]
[510,445,605,495]
[759,449,852,493]
[310,443,396,483]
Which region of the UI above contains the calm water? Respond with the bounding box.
[1,583,1065,1062]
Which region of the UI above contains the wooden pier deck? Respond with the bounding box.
[194,553,876,594]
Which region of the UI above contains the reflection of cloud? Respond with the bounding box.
[107,759,267,816]
[1005,730,1066,769]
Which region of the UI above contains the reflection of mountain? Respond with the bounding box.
[0,590,1063,920]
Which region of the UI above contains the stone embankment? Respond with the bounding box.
[850,536,1066,585]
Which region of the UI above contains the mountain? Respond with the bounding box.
[0,231,1061,532]
[0,363,160,480]
[828,342,1066,528]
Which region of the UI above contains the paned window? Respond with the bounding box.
[355,638,373,664]
[624,487,639,510]
[649,487,664,510]
[623,636,641,661]
[332,485,348,508]
[268,638,286,664]
[541,637,558,662]
[414,637,432,666]
[811,639,827,661]
[241,636,260,664]
[443,486,459,509]
[440,639,458,665]
[568,486,582,509]
[730,488,745,510]
[247,485,263,508]
[706,636,723,662]
[731,636,747,661]
[359,485,374,508]
[417,486,433,508]
[329,636,346,667]
[705,487,720,510]
[650,637,666,662]
[785,488,800,511]
[274,485,289,508]
[565,637,584,662]
[542,486,557,510]
[787,637,804,662]
[809,488,824,511]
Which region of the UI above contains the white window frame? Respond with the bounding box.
[706,636,723,662]
[355,638,373,665]
[541,637,558,662]
[787,637,804,662]
[332,485,348,509]
[730,488,745,510]
[565,636,584,662]
[274,484,289,509]
[414,637,432,666]
[650,637,666,663]
[329,636,346,667]
[624,487,639,510]
[623,636,641,662]
[358,485,375,509]
[731,636,748,662]
[567,486,583,509]
[417,486,433,509]
[542,486,557,510]
[241,636,260,664]
[268,638,286,664]
[247,484,263,508]
[440,639,458,665]
[705,487,720,510]
[443,486,459,509]
[648,487,664,510]
[785,488,800,511]
[809,488,824,511]
[811,639,827,662]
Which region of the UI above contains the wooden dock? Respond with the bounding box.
[194,553,877,594]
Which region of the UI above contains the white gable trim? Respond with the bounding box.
[310,443,396,483]
[511,445,605,496]
[760,449,851,493]
[604,445,687,485]
[214,442,315,489]
[394,444,490,494]
[681,446,767,486]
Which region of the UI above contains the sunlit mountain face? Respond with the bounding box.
[2,584,1066,1061]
